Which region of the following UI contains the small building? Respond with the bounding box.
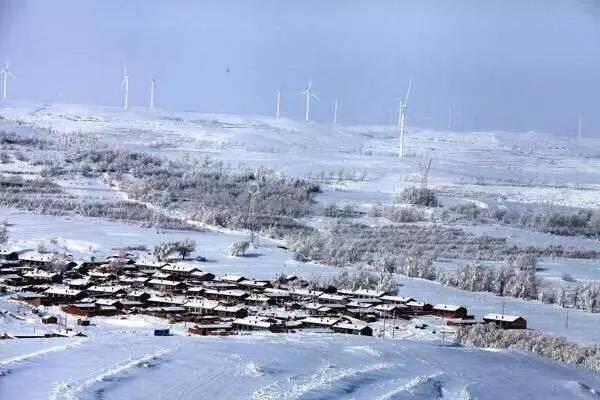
[190,271,215,282]
[433,304,468,319]
[214,305,248,319]
[14,292,49,306]
[483,314,527,329]
[154,328,170,336]
[374,304,409,317]
[221,275,246,284]
[245,294,277,307]
[148,279,186,294]
[86,285,126,298]
[232,316,285,333]
[332,322,373,336]
[77,318,91,326]
[379,295,415,304]
[188,323,233,336]
[62,303,99,317]
[44,287,84,304]
[161,263,200,278]
[406,301,433,314]
[203,289,248,302]
[41,315,58,324]
[301,316,341,329]
[23,270,61,284]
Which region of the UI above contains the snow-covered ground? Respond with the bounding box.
[1,315,599,400]
[3,103,600,397]
[0,208,333,280]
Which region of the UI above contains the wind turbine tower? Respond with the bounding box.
[121,63,129,110]
[448,106,453,130]
[398,80,412,158]
[0,60,15,101]
[150,78,156,110]
[300,80,318,122]
[333,97,339,124]
[578,113,583,141]
[276,87,281,119]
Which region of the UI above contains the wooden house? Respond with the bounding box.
[433,304,468,319]
[483,314,527,329]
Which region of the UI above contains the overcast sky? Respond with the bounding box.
[1,0,600,135]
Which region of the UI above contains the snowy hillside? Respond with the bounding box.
[2,102,600,399]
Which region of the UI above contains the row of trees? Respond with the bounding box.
[457,323,600,373]
[306,265,398,295]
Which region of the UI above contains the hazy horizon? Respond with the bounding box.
[2,0,600,136]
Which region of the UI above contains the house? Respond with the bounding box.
[119,276,150,288]
[161,263,200,278]
[184,299,219,315]
[203,289,248,302]
[332,322,373,336]
[19,253,54,269]
[135,258,169,272]
[237,279,272,290]
[14,292,49,306]
[220,275,246,284]
[374,304,409,317]
[44,287,84,304]
[190,271,215,282]
[23,270,61,284]
[0,274,24,286]
[0,250,19,267]
[263,288,291,304]
[379,295,415,304]
[148,279,186,294]
[318,293,348,304]
[433,304,468,319]
[126,290,151,303]
[41,315,58,324]
[62,303,100,317]
[188,322,233,336]
[232,316,285,333]
[147,295,186,308]
[301,316,341,329]
[483,314,527,329]
[86,285,127,298]
[95,298,123,310]
[353,289,388,299]
[65,278,91,290]
[214,304,248,319]
[87,271,118,282]
[288,288,323,300]
[245,294,277,307]
[406,301,433,314]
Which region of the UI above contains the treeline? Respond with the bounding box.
[62,148,319,237]
[287,222,600,268]
[449,202,600,238]
[456,323,600,373]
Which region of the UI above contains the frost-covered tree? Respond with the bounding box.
[0,225,7,245]
[227,241,250,257]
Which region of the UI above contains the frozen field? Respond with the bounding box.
[1,325,600,400]
[0,208,333,280]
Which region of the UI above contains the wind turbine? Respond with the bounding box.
[300,80,318,122]
[578,113,583,140]
[276,86,281,119]
[121,63,129,110]
[398,79,412,158]
[448,106,453,130]
[149,77,156,110]
[0,60,15,101]
[333,97,339,124]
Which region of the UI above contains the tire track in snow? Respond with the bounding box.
[377,374,444,400]
[252,362,393,400]
[50,347,173,400]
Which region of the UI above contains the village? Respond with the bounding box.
[0,248,528,340]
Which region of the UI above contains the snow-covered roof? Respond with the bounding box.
[433,304,465,312]
[162,263,199,273]
[149,279,184,286]
[221,275,245,283]
[45,287,82,296]
[301,316,340,326]
[483,314,524,322]
[380,295,414,303]
[87,285,126,294]
[184,299,219,309]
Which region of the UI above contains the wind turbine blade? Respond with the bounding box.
[299,90,308,95]
[404,79,412,104]
[311,93,320,101]
[7,71,15,79]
